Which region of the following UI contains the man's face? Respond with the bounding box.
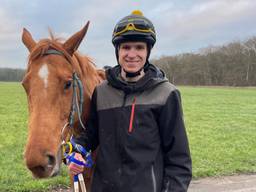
[118,42,147,73]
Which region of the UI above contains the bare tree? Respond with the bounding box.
[153,36,256,86]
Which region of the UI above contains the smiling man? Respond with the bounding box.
[119,42,147,82]
[68,10,192,192]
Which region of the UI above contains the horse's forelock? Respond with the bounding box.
[28,28,68,64]
[27,30,96,75]
[48,28,65,43]
[27,39,74,71]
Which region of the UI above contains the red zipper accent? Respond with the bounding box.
[128,97,136,133]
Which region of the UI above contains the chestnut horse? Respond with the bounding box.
[22,22,104,190]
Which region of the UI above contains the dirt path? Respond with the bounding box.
[51,174,256,192]
[188,174,256,192]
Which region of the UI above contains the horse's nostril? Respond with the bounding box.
[47,154,56,167]
[30,165,46,177]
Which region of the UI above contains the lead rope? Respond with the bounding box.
[69,72,86,130]
[62,138,93,192]
[74,73,86,130]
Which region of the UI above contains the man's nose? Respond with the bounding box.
[127,49,137,58]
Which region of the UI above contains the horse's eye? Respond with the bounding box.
[64,81,72,90]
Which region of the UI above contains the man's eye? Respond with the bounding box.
[136,45,146,50]
[121,45,131,50]
[64,81,72,90]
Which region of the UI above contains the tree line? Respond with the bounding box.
[0,68,25,82]
[1,36,256,86]
[152,36,256,86]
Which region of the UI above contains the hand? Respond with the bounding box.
[67,152,86,176]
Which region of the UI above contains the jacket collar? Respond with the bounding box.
[106,63,167,94]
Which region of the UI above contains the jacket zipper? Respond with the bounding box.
[122,93,128,107]
[151,165,157,192]
[128,97,136,133]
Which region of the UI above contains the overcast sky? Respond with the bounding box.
[1,0,256,69]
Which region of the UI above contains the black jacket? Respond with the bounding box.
[74,64,192,192]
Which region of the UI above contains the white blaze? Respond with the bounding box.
[38,64,49,88]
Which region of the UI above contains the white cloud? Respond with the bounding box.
[160,0,255,37]
[152,0,256,56]
[0,7,20,49]
[1,0,256,68]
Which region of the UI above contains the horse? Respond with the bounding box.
[22,21,105,191]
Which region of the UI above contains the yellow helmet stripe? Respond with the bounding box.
[113,22,155,37]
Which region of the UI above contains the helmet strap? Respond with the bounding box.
[123,67,144,78]
[146,44,152,61]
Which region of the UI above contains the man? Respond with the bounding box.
[69,10,192,192]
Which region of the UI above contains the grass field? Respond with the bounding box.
[0,82,255,191]
[0,82,69,192]
[181,86,256,177]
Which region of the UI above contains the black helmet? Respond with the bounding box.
[112,10,156,48]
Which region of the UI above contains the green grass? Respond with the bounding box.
[0,82,255,191]
[180,86,256,178]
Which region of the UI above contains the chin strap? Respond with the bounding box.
[123,67,143,78]
[123,61,150,78]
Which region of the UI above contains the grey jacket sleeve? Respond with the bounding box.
[158,89,192,192]
[72,88,99,152]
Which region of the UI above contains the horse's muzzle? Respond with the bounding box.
[25,148,62,178]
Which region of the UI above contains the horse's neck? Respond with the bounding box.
[72,53,103,130]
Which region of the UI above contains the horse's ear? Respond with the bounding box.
[22,28,36,52]
[63,21,90,55]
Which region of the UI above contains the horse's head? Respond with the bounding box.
[21,22,94,178]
